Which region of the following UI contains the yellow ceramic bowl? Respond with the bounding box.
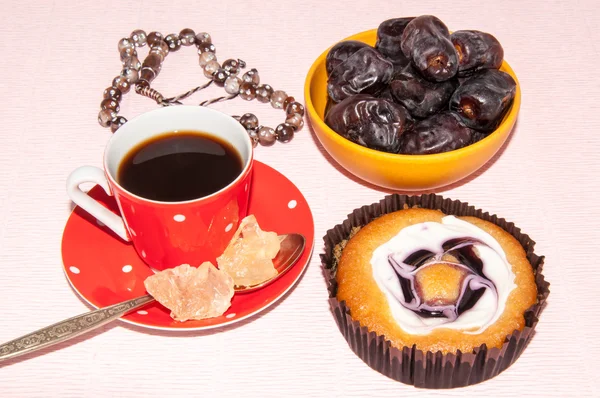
[304,29,521,191]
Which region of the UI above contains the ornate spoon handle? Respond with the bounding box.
[0,294,154,363]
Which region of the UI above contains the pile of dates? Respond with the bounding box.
[324,15,517,154]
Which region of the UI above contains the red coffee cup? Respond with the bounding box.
[67,106,254,271]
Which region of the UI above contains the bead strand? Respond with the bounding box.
[231,66,305,146]
[98,28,304,146]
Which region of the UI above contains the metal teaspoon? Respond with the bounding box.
[0,233,306,363]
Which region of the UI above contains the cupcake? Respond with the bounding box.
[321,194,549,388]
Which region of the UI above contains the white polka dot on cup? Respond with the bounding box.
[288,200,297,209]
[137,310,148,315]
[226,313,236,319]
[225,223,234,232]
[122,265,133,273]
[69,266,80,274]
[141,250,147,258]
[174,214,186,222]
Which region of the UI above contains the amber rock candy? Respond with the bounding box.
[144,263,234,322]
[217,215,280,287]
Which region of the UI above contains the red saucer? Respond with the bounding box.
[61,161,314,331]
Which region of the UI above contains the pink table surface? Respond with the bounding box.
[0,0,598,396]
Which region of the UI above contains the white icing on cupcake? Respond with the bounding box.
[371,216,516,335]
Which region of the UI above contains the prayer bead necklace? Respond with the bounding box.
[99,28,304,146]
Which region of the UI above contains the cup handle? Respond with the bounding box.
[66,166,131,242]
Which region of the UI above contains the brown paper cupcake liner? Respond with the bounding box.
[321,193,550,389]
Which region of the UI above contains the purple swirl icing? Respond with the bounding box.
[387,237,498,321]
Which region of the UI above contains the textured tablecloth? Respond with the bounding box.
[0,0,598,396]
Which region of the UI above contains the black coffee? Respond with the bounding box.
[118,131,243,202]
